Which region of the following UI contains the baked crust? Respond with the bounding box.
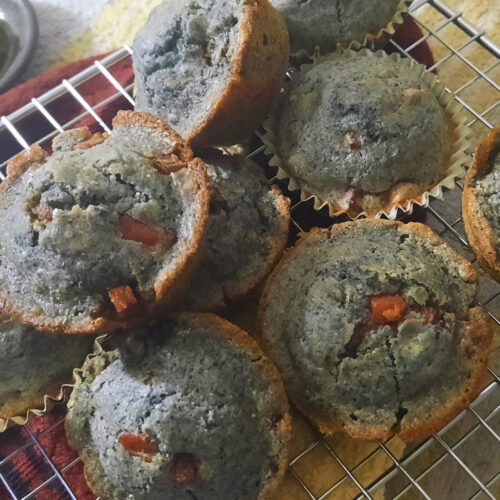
[258,219,493,442]
[186,0,289,149]
[66,313,292,500]
[462,125,500,282]
[0,111,210,335]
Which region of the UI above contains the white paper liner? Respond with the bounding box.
[262,47,472,219]
[0,335,106,433]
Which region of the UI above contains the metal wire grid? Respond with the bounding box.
[0,0,498,498]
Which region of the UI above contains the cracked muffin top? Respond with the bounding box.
[273,51,454,217]
[258,220,493,442]
[463,126,500,281]
[0,111,209,335]
[180,150,290,311]
[133,0,289,148]
[66,313,291,500]
[0,317,94,419]
[270,0,403,54]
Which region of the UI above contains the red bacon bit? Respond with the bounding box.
[118,215,176,250]
[119,432,158,460]
[108,286,138,315]
[32,204,53,222]
[169,453,200,484]
[370,295,407,325]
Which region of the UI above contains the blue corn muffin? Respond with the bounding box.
[66,313,291,500]
[180,150,290,311]
[133,0,289,148]
[258,220,493,442]
[273,51,454,217]
[0,111,209,335]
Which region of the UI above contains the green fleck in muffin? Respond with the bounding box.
[66,313,291,500]
[258,220,493,442]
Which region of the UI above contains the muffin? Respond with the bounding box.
[264,49,468,218]
[270,0,409,54]
[180,150,290,311]
[0,317,94,421]
[258,220,493,442]
[0,111,210,335]
[133,0,289,149]
[66,313,291,500]
[463,125,500,282]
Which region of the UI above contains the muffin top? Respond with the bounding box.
[0,111,209,334]
[133,0,288,148]
[0,318,94,419]
[271,0,402,53]
[472,148,500,251]
[181,151,290,311]
[259,220,492,441]
[134,0,241,134]
[66,313,290,500]
[275,51,451,202]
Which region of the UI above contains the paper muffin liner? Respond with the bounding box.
[262,47,472,219]
[289,0,412,59]
[0,335,106,433]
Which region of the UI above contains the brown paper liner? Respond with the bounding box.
[289,0,412,59]
[262,48,472,219]
[0,336,106,433]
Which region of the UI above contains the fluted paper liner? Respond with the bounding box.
[0,336,106,433]
[289,0,412,59]
[262,48,472,219]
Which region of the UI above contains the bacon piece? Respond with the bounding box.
[108,286,138,314]
[119,432,158,461]
[118,215,176,250]
[169,453,200,484]
[31,204,53,222]
[370,295,407,325]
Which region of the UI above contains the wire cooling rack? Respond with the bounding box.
[0,0,499,498]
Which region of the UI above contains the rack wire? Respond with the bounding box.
[0,0,499,498]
